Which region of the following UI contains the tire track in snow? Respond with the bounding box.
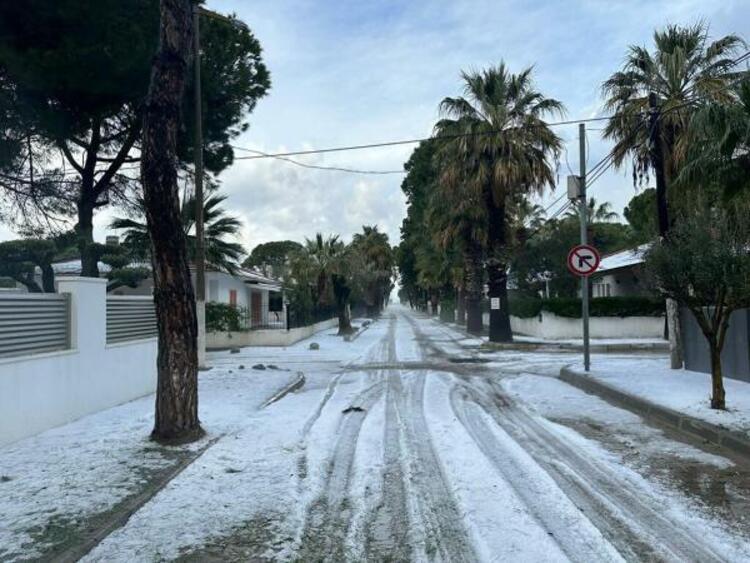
[395,370,478,562]
[448,384,623,562]
[294,379,385,561]
[294,317,398,560]
[363,371,412,562]
[363,314,413,560]
[295,372,345,484]
[452,377,726,562]
[360,312,477,561]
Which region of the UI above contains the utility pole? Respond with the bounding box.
[193,3,207,369]
[579,123,590,372]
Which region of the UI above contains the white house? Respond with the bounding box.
[34,260,284,328]
[590,243,651,298]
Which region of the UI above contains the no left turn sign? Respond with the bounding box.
[567,244,600,277]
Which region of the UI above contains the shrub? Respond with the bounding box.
[206,302,246,332]
[508,296,664,319]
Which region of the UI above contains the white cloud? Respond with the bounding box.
[3,0,748,251]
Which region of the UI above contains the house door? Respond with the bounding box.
[251,291,262,327]
[229,289,238,307]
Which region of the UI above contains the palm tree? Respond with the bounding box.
[292,234,354,334]
[680,79,750,199]
[111,193,245,274]
[602,24,745,230]
[603,24,745,368]
[427,155,486,331]
[351,225,394,317]
[435,63,564,342]
[564,197,619,224]
[515,200,547,231]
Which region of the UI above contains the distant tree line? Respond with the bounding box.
[398,23,750,409]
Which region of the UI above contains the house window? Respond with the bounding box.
[592,280,611,298]
[229,289,237,306]
[269,292,283,312]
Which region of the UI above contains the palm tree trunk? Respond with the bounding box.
[456,287,466,325]
[464,241,483,335]
[337,302,353,335]
[487,260,512,342]
[486,196,512,342]
[333,276,353,335]
[142,0,202,443]
[439,289,455,322]
[653,115,683,369]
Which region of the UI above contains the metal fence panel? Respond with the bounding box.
[0,294,70,359]
[106,296,157,344]
[681,307,750,383]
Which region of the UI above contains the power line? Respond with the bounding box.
[525,117,651,234]
[231,116,614,161]
[230,146,405,175]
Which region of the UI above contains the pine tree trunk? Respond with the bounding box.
[41,263,55,292]
[76,200,99,278]
[464,242,483,335]
[142,0,202,443]
[709,342,726,410]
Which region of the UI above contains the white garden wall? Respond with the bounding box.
[0,278,156,446]
[509,311,664,339]
[207,318,338,349]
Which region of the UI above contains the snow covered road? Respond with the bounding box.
[5,306,750,561]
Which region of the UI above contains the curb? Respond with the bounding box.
[261,372,306,408]
[482,341,668,353]
[559,366,750,460]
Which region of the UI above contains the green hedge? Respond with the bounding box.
[509,297,543,318]
[509,296,664,319]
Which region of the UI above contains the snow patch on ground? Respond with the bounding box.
[84,321,392,561]
[569,357,750,432]
[0,321,353,562]
[423,373,621,562]
[0,395,171,560]
[503,374,733,467]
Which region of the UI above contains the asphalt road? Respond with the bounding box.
[182,307,750,562]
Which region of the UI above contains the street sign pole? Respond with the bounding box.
[579,123,590,372]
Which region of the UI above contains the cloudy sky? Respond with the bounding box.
[2,0,747,251]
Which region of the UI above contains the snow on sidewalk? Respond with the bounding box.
[0,353,303,561]
[85,333,391,561]
[569,356,750,433]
